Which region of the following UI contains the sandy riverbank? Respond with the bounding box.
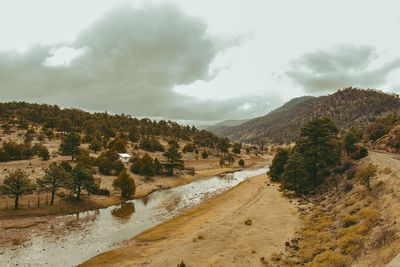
[81,173,299,267]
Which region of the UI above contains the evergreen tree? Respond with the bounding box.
[232,142,242,154]
[37,162,69,205]
[281,151,308,195]
[163,145,184,176]
[67,163,97,200]
[59,132,81,160]
[217,138,230,154]
[0,169,36,209]
[343,127,362,155]
[226,153,235,166]
[141,154,155,178]
[267,148,290,181]
[89,138,102,153]
[154,158,163,175]
[238,159,245,167]
[295,117,340,187]
[113,169,136,197]
[38,145,50,160]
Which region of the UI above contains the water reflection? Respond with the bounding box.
[141,196,149,206]
[219,172,234,180]
[111,203,135,222]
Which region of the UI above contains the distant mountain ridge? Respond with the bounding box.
[207,119,250,134]
[216,88,400,144]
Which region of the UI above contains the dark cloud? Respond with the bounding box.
[286,45,400,92]
[0,3,276,122]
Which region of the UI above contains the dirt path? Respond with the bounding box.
[81,174,299,267]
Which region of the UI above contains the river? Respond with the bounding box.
[0,166,268,267]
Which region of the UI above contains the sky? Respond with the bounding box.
[1,0,400,126]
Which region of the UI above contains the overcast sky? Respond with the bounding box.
[1,0,400,125]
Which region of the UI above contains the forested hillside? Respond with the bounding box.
[0,102,225,149]
[217,88,400,144]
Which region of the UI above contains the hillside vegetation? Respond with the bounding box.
[266,116,400,266]
[217,88,400,144]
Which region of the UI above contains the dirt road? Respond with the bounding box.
[81,173,299,267]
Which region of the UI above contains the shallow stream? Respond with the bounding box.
[0,166,268,267]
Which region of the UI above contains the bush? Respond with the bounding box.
[238,159,245,167]
[360,209,380,225]
[182,143,194,153]
[342,215,358,227]
[344,182,353,193]
[201,150,208,159]
[219,157,225,167]
[38,145,50,160]
[338,232,363,255]
[355,163,377,191]
[0,141,35,162]
[95,188,111,196]
[312,250,351,267]
[352,146,368,160]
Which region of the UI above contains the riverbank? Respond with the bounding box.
[0,157,270,247]
[81,172,299,266]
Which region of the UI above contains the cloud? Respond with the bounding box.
[286,45,400,93]
[0,3,275,122]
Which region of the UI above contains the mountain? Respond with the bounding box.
[207,119,250,134]
[216,88,400,144]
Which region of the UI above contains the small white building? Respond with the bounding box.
[118,153,131,163]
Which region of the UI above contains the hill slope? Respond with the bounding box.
[217,88,400,144]
[207,119,250,134]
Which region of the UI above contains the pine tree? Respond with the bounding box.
[295,117,340,187]
[0,169,36,209]
[37,162,69,205]
[59,132,81,160]
[267,148,290,181]
[67,163,97,200]
[281,151,308,195]
[163,146,184,176]
[113,169,136,197]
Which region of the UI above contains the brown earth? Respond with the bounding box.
[81,173,299,267]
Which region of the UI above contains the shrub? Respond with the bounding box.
[355,163,377,191]
[312,250,351,267]
[219,157,225,167]
[344,182,353,193]
[245,218,252,225]
[342,215,358,227]
[201,150,208,159]
[238,159,245,167]
[338,232,363,255]
[95,188,111,196]
[38,145,50,160]
[182,143,194,153]
[352,146,368,160]
[360,209,380,225]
